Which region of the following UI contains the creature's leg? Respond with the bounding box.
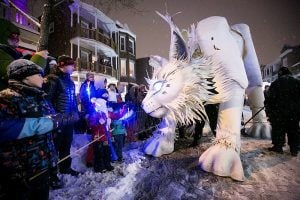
[205,104,219,136]
[231,24,271,139]
[199,85,245,181]
[246,86,271,139]
[143,117,176,157]
[190,119,205,147]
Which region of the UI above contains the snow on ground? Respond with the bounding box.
[50,107,300,200]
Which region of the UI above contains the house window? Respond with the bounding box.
[128,38,135,55]
[81,20,88,28]
[120,35,126,52]
[49,22,54,33]
[15,12,23,24]
[0,7,6,18]
[129,60,135,77]
[81,50,89,62]
[121,59,127,76]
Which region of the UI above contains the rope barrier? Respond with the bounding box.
[29,135,105,182]
[29,124,159,181]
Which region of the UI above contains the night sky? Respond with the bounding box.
[32,0,300,64]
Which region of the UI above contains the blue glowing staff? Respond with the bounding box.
[119,109,134,121]
[103,124,118,161]
[86,84,91,101]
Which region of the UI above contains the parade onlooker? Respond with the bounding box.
[0,18,47,90]
[79,72,96,114]
[111,103,127,162]
[44,56,58,76]
[94,77,107,93]
[85,78,109,166]
[44,55,80,175]
[0,59,72,199]
[87,91,114,172]
[265,67,300,156]
[108,83,122,103]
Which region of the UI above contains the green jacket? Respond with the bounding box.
[111,120,126,135]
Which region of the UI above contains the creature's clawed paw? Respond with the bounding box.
[143,134,174,157]
[199,144,245,181]
[246,122,271,139]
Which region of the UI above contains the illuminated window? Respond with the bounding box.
[129,60,135,77]
[121,59,127,76]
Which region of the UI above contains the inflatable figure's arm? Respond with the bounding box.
[143,116,177,157]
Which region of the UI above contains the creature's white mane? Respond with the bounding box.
[148,56,225,125]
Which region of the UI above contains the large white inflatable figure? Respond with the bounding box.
[141,12,271,181]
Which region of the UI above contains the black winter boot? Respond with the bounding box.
[290,146,298,157]
[50,174,64,190]
[268,145,283,154]
[50,166,64,190]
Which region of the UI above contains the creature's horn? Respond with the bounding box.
[156,11,189,61]
[149,55,168,76]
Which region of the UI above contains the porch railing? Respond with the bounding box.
[76,60,117,78]
[72,26,117,51]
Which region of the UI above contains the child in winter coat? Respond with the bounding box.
[110,103,127,162]
[87,90,114,172]
[0,59,72,199]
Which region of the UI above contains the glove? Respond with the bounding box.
[70,112,80,124]
[99,118,106,125]
[50,113,68,129]
[50,112,79,129]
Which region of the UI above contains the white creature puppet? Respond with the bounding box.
[141,12,271,181]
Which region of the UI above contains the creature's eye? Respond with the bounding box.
[211,37,214,40]
[152,81,164,92]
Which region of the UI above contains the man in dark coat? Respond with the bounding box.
[44,55,80,175]
[265,67,300,156]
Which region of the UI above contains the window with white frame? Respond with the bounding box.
[128,38,135,55]
[120,35,126,52]
[15,12,23,24]
[80,50,89,63]
[121,59,127,76]
[129,60,135,77]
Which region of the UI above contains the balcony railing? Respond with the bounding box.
[72,26,117,51]
[0,3,39,32]
[76,59,117,78]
